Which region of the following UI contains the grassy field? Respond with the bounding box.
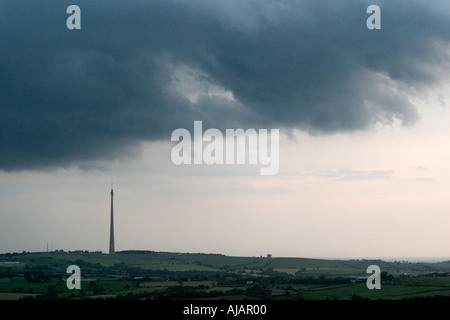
[0,292,39,300]
[0,250,449,300]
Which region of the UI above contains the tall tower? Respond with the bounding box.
[109,180,115,254]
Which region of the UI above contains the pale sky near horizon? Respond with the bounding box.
[1,0,450,259]
[2,96,450,258]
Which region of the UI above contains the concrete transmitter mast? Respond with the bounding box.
[109,179,115,254]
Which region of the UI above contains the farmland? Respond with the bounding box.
[1,250,449,300]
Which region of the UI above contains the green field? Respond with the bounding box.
[0,250,449,300]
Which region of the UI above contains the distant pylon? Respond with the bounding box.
[109,179,115,254]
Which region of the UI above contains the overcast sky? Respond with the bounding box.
[1,0,450,259]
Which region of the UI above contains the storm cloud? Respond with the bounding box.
[1,0,449,170]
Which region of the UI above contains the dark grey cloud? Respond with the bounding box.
[1,0,449,170]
